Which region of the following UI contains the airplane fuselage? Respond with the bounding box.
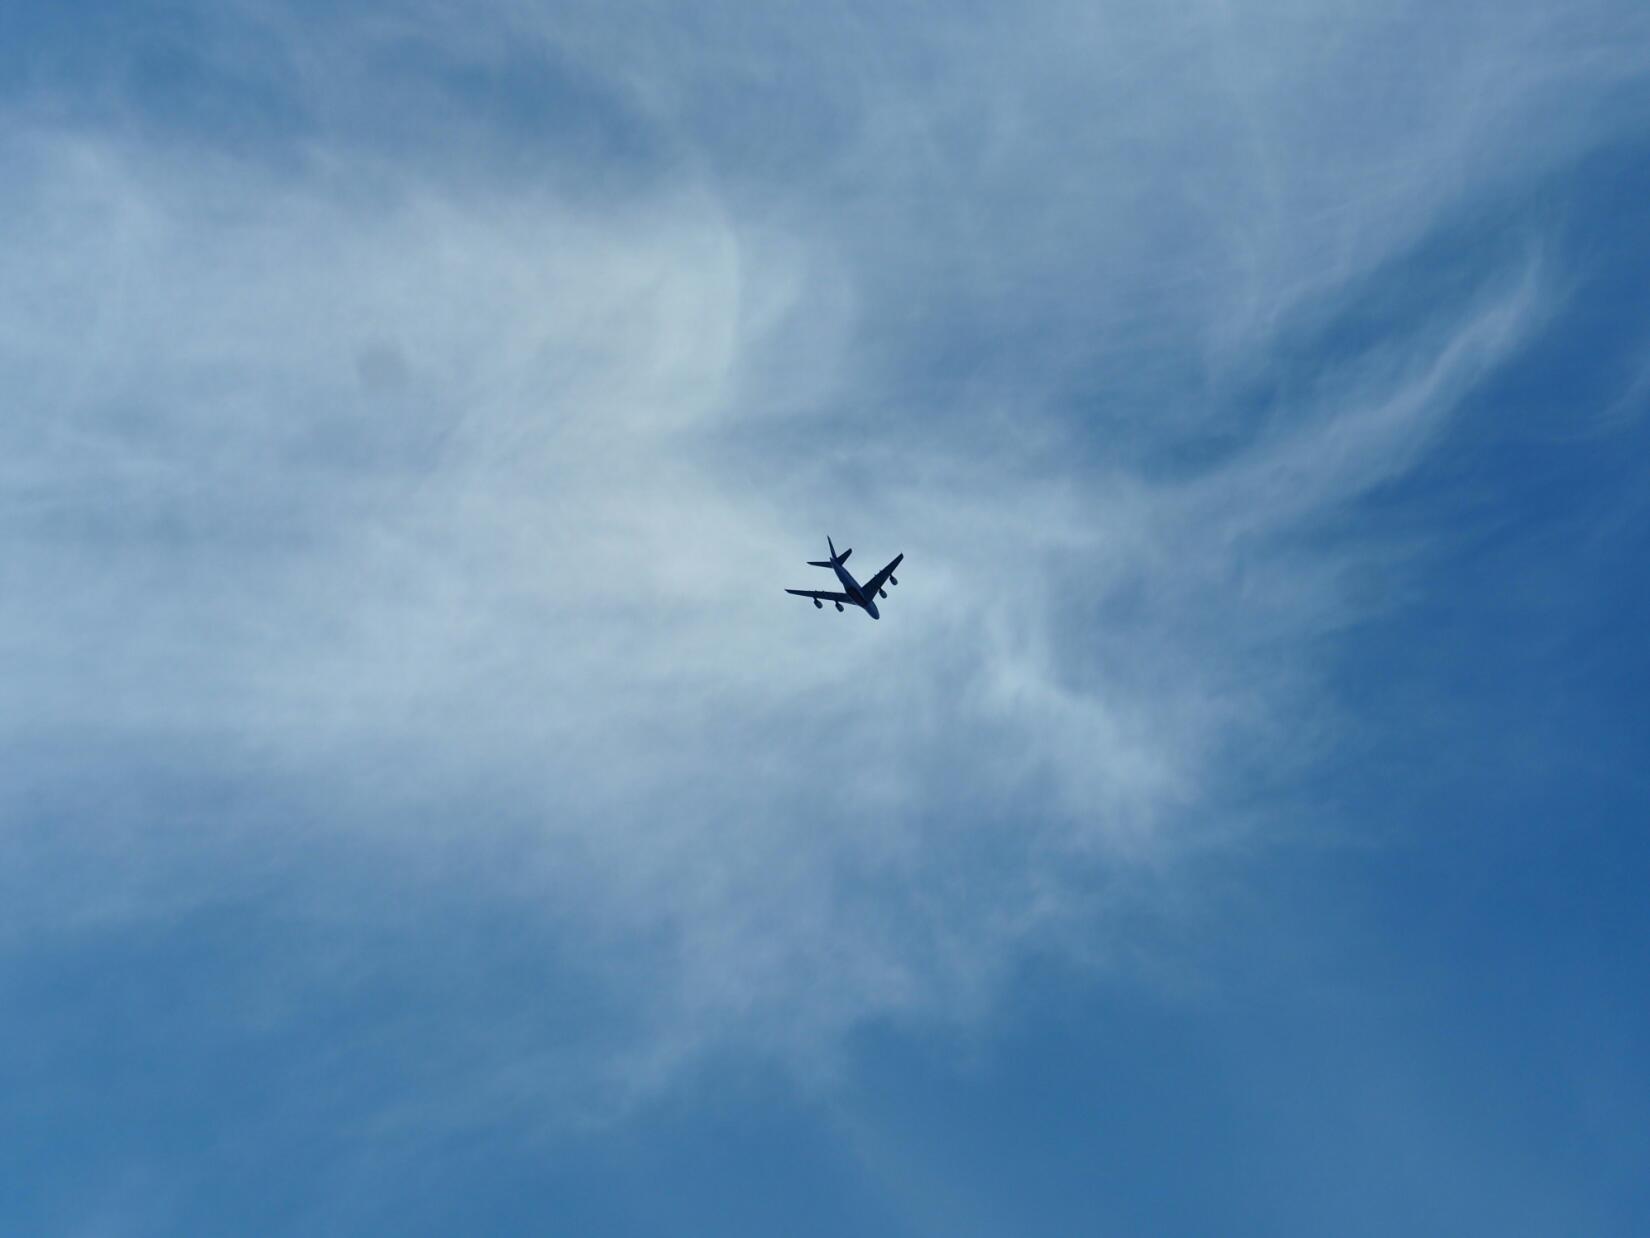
[834,562,879,619]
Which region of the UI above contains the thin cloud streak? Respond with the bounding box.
[2,0,1643,1115]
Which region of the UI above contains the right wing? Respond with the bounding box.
[861,553,904,597]
[786,589,853,604]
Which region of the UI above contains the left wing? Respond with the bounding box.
[786,588,853,604]
[861,553,904,598]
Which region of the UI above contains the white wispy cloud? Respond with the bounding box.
[2,0,1642,1117]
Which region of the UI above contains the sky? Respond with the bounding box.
[2,1,1648,1234]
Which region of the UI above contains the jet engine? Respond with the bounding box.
[889,575,898,586]
[878,589,887,598]
[813,598,822,609]
[834,601,844,612]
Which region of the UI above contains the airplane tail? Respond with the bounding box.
[808,537,850,568]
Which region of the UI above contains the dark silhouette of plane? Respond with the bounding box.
[786,537,903,620]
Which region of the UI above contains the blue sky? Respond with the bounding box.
[2,2,1647,1233]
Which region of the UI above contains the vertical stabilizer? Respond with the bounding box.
[809,537,851,568]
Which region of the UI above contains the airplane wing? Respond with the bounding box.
[860,553,904,598]
[786,589,854,604]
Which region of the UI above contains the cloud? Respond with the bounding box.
[1,0,1641,1118]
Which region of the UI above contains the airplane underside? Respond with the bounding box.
[786,538,903,621]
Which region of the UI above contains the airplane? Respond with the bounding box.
[786,537,903,620]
